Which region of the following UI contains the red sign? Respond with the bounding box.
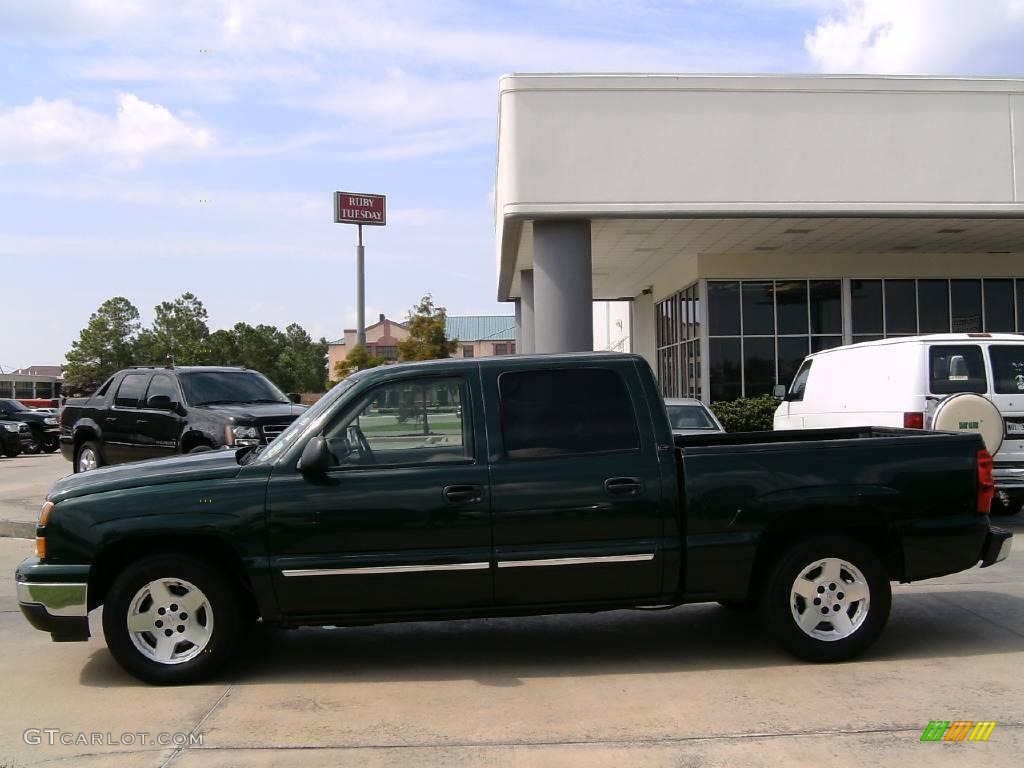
[334,191,386,226]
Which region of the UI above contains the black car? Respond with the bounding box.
[59,365,307,472]
[0,418,32,457]
[0,399,59,453]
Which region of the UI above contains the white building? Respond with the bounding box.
[495,74,1024,402]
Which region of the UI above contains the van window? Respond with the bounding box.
[989,345,1024,394]
[929,345,986,395]
[787,359,812,402]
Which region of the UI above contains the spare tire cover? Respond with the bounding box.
[932,393,1005,455]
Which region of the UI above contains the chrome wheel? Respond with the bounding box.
[127,578,214,665]
[790,557,870,642]
[77,447,98,472]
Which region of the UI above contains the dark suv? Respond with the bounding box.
[0,399,59,453]
[59,366,307,472]
[0,418,32,457]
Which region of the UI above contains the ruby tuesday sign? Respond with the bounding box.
[334,191,386,226]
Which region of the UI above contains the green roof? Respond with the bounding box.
[328,315,516,346]
[446,315,516,342]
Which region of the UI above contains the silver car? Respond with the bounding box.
[664,397,725,435]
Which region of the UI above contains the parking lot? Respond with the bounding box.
[0,456,1020,766]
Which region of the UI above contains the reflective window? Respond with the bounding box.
[743,337,775,397]
[777,336,809,388]
[144,374,179,407]
[950,280,982,333]
[809,281,841,335]
[984,280,1015,333]
[990,345,1024,394]
[666,404,718,430]
[742,282,774,335]
[708,281,740,336]
[918,280,950,333]
[326,377,470,467]
[709,338,742,402]
[929,345,987,395]
[114,374,148,409]
[851,279,883,335]
[775,281,808,335]
[788,359,813,402]
[499,369,639,459]
[884,280,917,335]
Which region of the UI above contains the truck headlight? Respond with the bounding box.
[44,417,58,425]
[2,423,18,433]
[232,426,259,440]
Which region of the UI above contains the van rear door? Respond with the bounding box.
[985,343,1024,464]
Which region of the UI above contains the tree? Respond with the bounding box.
[136,292,211,365]
[63,297,141,393]
[334,344,384,381]
[397,294,457,362]
[281,323,329,392]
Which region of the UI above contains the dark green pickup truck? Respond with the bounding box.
[16,353,1012,684]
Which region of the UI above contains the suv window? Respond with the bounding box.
[787,359,812,402]
[96,377,114,397]
[144,374,180,407]
[114,374,148,408]
[499,368,639,460]
[326,377,471,468]
[989,345,1024,394]
[929,345,987,395]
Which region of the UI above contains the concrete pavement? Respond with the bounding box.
[1,521,1022,767]
[0,453,69,537]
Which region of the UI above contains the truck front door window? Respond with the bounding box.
[327,377,470,467]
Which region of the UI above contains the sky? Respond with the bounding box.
[2,0,1024,370]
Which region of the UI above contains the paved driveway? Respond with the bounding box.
[1,518,1022,767]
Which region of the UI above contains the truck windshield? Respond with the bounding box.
[666,404,717,430]
[179,372,289,406]
[1,399,28,412]
[252,376,361,464]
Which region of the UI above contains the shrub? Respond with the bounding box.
[710,394,779,432]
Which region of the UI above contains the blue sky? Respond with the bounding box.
[2,0,1024,369]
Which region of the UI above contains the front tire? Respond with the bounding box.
[102,553,243,685]
[760,536,891,663]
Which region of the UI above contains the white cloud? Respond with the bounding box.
[805,0,1024,74]
[0,93,214,167]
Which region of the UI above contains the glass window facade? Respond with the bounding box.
[656,276,1024,404]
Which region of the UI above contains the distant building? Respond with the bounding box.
[0,365,64,403]
[327,314,517,378]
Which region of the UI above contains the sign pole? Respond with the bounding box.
[356,224,366,348]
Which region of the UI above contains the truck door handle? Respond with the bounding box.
[136,419,148,424]
[105,417,116,422]
[604,477,644,497]
[443,484,483,504]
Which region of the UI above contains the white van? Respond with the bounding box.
[773,333,1024,513]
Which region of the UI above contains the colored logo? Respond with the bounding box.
[920,721,996,742]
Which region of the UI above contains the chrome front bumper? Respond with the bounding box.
[16,581,90,641]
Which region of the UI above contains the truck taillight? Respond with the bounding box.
[903,412,924,429]
[977,448,995,514]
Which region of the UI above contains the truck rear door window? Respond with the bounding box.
[989,345,1024,394]
[498,368,639,459]
[929,345,986,395]
[114,374,148,408]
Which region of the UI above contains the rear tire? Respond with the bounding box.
[74,441,103,473]
[759,535,891,663]
[102,553,243,685]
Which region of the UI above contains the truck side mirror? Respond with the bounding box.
[147,394,176,411]
[297,436,332,475]
[287,392,302,404]
[772,384,787,401]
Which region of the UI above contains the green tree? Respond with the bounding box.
[63,297,141,393]
[280,323,329,392]
[334,344,384,381]
[397,294,457,362]
[136,292,211,365]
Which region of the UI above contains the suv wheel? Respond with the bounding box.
[760,535,891,662]
[102,553,243,685]
[75,441,103,473]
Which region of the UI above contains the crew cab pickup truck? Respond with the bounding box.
[16,353,1012,685]
[59,365,306,472]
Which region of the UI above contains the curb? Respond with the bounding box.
[0,520,35,539]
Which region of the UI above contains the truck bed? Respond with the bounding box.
[675,425,954,450]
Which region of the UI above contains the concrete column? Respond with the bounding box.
[519,269,535,354]
[532,221,593,353]
[631,291,656,369]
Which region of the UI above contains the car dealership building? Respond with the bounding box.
[495,74,1024,402]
